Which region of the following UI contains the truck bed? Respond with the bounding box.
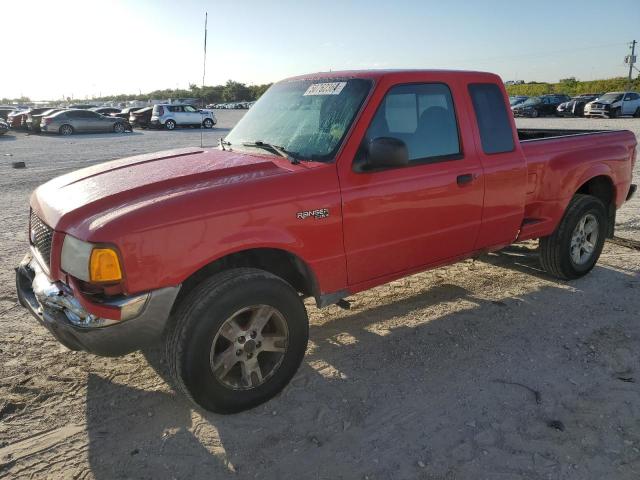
[517,127,637,242]
[518,128,608,142]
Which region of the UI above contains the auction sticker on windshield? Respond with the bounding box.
[303,82,347,96]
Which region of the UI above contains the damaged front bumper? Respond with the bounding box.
[15,253,180,356]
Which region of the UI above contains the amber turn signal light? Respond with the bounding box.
[89,248,122,282]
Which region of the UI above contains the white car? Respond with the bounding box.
[150,104,217,130]
[584,92,640,118]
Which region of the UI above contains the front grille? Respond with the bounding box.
[30,210,53,267]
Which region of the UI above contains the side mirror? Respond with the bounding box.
[368,137,409,169]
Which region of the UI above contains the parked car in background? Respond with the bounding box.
[41,109,130,135]
[512,94,571,117]
[0,118,8,135]
[128,106,153,128]
[26,108,63,132]
[584,92,640,118]
[509,95,528,107]
[150,104,216,130]
[91,107,121,116]
[67,104,97,110]
[556,94,601,117]
[6,109,28,128]
[110,106,145,119]
[0,107,15,120]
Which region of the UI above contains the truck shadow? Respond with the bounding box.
[84,262,639,479]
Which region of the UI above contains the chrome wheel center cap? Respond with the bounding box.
[243,339,257,354]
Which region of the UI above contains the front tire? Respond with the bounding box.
[609,108,620,119]
[539,194,607,280]
[166,268,309,413]
[113,122,125,133]
[531,109,539,118]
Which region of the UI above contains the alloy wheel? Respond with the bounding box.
[209,305,289,390]
[570,213,599,265]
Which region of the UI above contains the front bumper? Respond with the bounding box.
[15,253,180,356]
[585,108,609,117]
[513,109,535,117]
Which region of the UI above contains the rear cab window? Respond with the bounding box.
[468,83,515,154]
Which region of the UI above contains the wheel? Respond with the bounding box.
[609,108,620,119]
[165,119,176,130]
[202,118,214,129]
[166,268,309,413]
[539,194,607,280]
[113,122,125,133]
[59,124,73,136]
[531,109,539,118]
[634,108,640,118]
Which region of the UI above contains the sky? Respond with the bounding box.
[3,0,639,101]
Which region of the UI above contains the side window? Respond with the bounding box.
[365,83,461,163]
[184,105,198,112]
[468,83,515,154]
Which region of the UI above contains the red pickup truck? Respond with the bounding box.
[16,70,637,413]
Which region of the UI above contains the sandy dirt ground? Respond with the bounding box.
[0,114,639,480]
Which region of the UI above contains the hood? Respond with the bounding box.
[31,147,294,234]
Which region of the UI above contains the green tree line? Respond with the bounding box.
[506,76,640,97]
[93,80,272,104]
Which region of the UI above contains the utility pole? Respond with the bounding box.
[200,12,208,148]
[626,40,637,90]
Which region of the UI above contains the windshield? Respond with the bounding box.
[522,97,541,105]
[597,93,623,102]
[509,97,526,106]
[225,78,371,162]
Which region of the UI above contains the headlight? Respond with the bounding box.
[61,235,123,283]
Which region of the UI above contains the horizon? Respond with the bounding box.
[3,0,639,101]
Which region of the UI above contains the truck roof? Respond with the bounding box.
[283,69,502,83]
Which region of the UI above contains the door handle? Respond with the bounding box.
[457,173,474,185]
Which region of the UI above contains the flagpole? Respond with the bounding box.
[200,12,207,148]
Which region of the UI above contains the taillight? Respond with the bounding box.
[156,106,164,116]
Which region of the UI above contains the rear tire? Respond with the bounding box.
[59,124,73,136]
[165,119,176,130]
[202,118,214,129]
[634,107,640,118]
[539,194,607,280]
[166,268,309,413]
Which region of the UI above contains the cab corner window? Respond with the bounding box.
[468,83,515,154]
[359,83,461,170]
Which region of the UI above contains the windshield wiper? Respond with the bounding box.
[242,141,299,165]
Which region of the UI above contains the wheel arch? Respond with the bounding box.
[574,174,616,237]
[171,247,320,316]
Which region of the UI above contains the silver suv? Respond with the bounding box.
[150,104,217,130]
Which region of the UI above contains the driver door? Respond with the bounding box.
[339,82,484,285]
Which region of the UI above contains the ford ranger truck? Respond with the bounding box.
[16,70,637,413]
